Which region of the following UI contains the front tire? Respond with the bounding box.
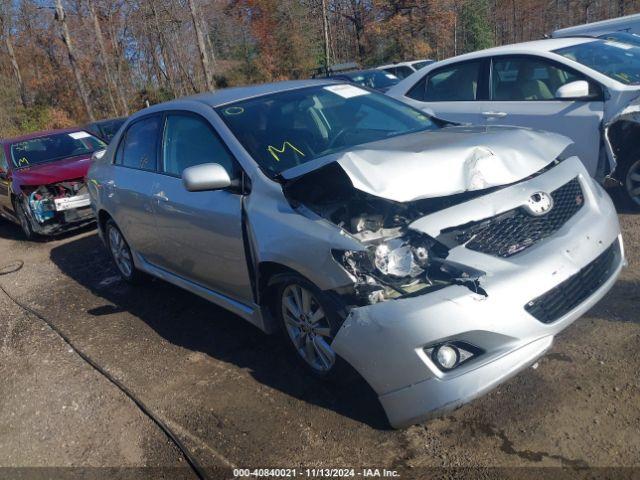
[15,198,36,240]
[622,158,640,211]
[105,220,143,284]
[275,275,343,378]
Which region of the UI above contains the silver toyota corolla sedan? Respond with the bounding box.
[87,80,625,428]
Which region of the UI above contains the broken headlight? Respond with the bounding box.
[374,237,425,278]
[333,233,486,305]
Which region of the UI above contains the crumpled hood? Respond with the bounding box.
[283,125,573,203]
[13,155,92,191]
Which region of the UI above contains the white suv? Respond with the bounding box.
[387,38,640,208]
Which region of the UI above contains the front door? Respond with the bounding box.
[479,55,604,177]
[151,112,253,304]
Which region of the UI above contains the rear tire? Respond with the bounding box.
[105,219,144,284]
[274,274,347,380]
[621,157,640,211]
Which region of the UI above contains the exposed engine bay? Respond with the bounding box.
[22,179,94,234]
[283,163,488,306]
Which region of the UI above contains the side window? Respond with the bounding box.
[491,56,587,101]
[162,114,239,178]
[422,61,482,102]
[117,116,162,171]
[406,76,428,101]
[395,66,414,79]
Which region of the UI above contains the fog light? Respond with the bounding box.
[434,344,460,370]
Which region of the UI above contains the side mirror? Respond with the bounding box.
[91,149,107,162]
[182,163,231,192]
[555,80,591,100]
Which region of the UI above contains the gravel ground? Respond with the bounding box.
[0,198,638,479]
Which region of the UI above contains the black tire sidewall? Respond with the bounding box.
[622,158,640,211]
[15,199,35,240]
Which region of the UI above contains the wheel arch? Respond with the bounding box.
[257,260,351,334]
[609,119,640,177]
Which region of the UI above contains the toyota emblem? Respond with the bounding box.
[525,192,554,216]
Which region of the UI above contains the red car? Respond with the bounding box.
[0,128,106,239]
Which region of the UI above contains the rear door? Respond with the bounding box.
[479,55,604,176]
[399,58,487,124]
[110,114,163,259]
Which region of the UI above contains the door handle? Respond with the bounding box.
[153,191,168,202]
[482,111,508,118]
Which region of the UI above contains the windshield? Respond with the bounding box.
[216,84,439,176]
[345,70,400,90]
[10,131,106,168]
[554,40,640,85]
[91,118,126,142]
[598,32,640,48]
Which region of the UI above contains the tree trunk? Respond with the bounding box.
[150,1,178,97]
[55,0,95,121]
[4,29,28,108]
[321,0,331,72]
[88,1,128,116]
[188,0,214,92]
[0,3,28,108]
[88,1,117,116]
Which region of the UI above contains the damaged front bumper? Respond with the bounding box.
[23,181,95,236]
[331,158,624,428]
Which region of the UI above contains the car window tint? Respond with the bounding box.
[393,66,414,79]
[355,103,407,131]
[217,85,438,176]
[406,76,428,101]
[492,57,584,101]
[120,116,161,171]
[424,61,482,101]
[162,114,238,178]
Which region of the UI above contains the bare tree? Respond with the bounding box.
[321,0,331,70]
[88,0,129,115]
[55,0,95,121]
[187,0,215,91]
[0,1,29,108]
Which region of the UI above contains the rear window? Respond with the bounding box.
[10,132,106,168]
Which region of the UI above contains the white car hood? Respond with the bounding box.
[282,126,573,203]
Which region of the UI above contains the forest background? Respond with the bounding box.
[1,0,638,136]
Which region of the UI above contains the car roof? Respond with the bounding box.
[1,128,89,145]
[442,37,597,62]
[165,79,337,109]
[552,13,640,38]
[379,60,432,69]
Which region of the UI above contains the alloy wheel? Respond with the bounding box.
[625,159,640,208]
[281,284,336,373]
[108,225,133,278]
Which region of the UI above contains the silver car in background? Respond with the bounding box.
[386,37,640,208]
[88,80,624,428]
